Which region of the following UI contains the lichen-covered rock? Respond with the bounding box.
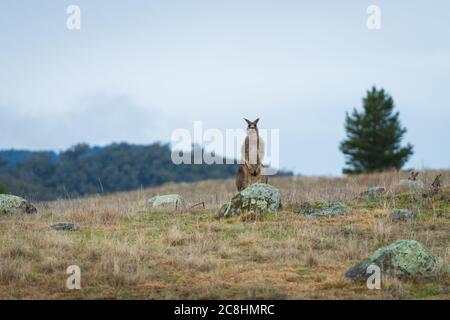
[0,194,37,215]
[394,179,425,193]
[390,209,415,222]
[301,201,348,218]
[49,223,80,231]
[360,187,385,199]
[147,194,185,212]
[218,202,231,217]
[218,183,281,217]
[345,240,447,281]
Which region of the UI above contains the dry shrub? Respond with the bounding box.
[2,242,35,260]
[0,260,28,285]
[99,210,117,224]
[166,226,186,246]
[372,219,392,245]
[383,276,405,299]
[340,238,369,261]
[241,211,262,222]
[34,256,67,274]
[217,243,240,259]
[305,249,319,267]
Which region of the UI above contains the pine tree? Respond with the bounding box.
[340,87,414,174]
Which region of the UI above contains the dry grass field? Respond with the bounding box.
[0,170,449,299]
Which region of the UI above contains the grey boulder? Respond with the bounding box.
[389,209,415,222]
[301,201,348,218]
[147,194,185,212]
[345,240,447,281]
[0,194,37,215]
[218,183,281,218]
[360,187,386,199]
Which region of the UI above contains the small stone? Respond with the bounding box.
[147,194,185,212]
[360,187,385,199]
[303,201,348,218]
[390,209,415,222]
[49,223,80,231]
[0,194,37,215]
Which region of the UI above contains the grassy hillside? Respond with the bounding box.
[0,171,448,299]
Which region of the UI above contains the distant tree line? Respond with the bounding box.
[0,158,6,194]
[0,142,292,201]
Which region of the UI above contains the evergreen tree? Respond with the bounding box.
[340,87,413,174]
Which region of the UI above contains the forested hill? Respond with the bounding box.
[0,143,292,201]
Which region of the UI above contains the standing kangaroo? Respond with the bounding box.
[236,118,268,191]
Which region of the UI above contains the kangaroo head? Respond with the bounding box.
[244,118,259,131]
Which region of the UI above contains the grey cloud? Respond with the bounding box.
[0,93,163,150]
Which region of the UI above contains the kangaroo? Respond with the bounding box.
[236,118,268,191]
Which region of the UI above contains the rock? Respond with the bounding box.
[0,194,37,214]
[218,202,231,217]
[360,187,385,199]
[147,194,185,212]
[302,201,348,218]
[345,240,447,281]
[389,209,415,222]
[394,179,425,193]
[49,223,80,231]
[218,183,281,217]
[293,201,314,215]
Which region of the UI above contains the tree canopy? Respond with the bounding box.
[340,87,414,174]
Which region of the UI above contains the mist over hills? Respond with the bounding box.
[0,142,292,201]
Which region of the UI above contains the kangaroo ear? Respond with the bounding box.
[253,118,260,125]
[244,118,252,125]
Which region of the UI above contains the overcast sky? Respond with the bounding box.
[1,1,449,175]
